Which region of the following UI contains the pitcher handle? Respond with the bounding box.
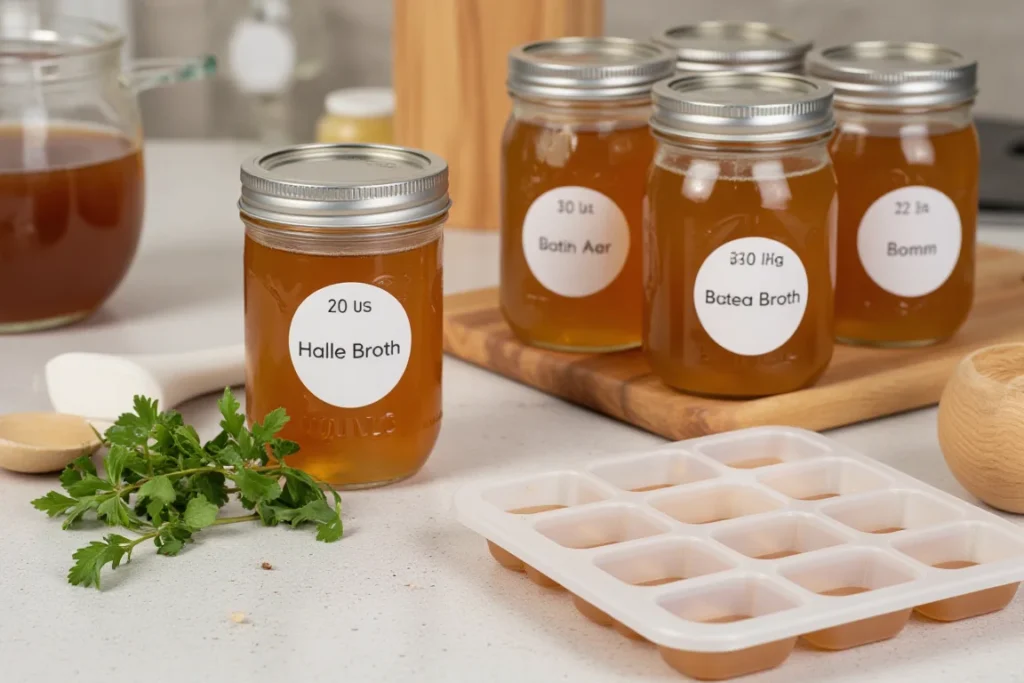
[124,55,217,93]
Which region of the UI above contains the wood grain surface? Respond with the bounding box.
[443,245,1024,439]
[392,0,603,230]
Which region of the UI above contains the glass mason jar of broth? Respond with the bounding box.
[0,12,213,332]
[500,37,674,352]
[653,20,812,74]
[645,73,837,397]
[807,42,979,347]
[240,143,448,489]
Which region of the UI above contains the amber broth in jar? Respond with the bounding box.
[244,227,442,487]
[644,73,836,398]
[646,151,835,396]
[501,118,652,350]
[0,125,144,331]
[808,42,980,347]
[240,143,449,489]
[500,37,674,353]
[830,122,978,345]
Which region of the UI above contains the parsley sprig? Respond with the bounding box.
[32,388,342,589]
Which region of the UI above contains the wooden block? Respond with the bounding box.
[443,245,1024,438]
[392,0,604,230]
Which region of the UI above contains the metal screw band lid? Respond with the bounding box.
[806,41,977,109]
[239,143,450,229]
[651,72,835,143]
[653,21,812,73]
[507,36,674,101]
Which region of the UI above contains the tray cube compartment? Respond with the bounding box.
[649,483,785,525]
[892,522,1024,621]
[589,450,719,493]
[758,457,892,501]
[594,537,736,587]
[821,490,963,535]
[777,547,918,649]
[695,431,829,470]
[657,577,803,679]
[711,512,850,560]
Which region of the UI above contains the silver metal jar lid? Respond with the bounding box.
[651,72,834,143]
[806,41,977,109]
[507,36,674,101]
[239,143,450,228]
[653,21,812,73]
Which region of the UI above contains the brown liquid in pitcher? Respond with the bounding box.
[0,125,144,330]
[645,153,835,397]
[244,233,443,487]
[501,119,652,351]
[831,123,978,345]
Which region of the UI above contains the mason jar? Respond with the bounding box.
[645,73,837,397]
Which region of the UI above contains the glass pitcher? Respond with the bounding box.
[0,11,215,333]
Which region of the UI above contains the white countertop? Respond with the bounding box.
[1,141,1023,683]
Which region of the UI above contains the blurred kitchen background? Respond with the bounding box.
[99,0,1023,140]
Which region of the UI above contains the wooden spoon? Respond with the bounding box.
[0,413,102,474]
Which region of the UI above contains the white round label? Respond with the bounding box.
[521,186,630,298]
[288,282,411,408]
[857,186,961,298]
[693,237,809,356]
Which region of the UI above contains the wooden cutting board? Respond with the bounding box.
[443,244,1024,439]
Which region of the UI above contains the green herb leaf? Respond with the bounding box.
[183,495,218,530]
[138,474,176,505]
[316,491,344,543]
[62,497,102,530]
[252,408,289,443]
[68,535,132,589]
[230,468,282,505]
[270,438,300,463]
[96,496,143,530]
[104,445,131,485]
[155,522,193,556]
[218,387,245,438]
[31,491,78,517]
[64,474,113,498]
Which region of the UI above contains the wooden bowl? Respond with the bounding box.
[938,343,1024,513]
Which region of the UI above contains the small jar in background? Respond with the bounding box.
[808,42,979,347]
[645,73,837,398]
[652,20,812,74]
[315,87,394,144]
[500,37,674,353]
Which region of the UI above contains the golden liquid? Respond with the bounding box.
[632,483,672,492]
[635,576,683,586]
[934,560,978,570]
[244,231,443,488]
[758,549,799,560]
[645,152,836,397]
[831,122,979,345]
[501,118,653,351]
[729,456,783,469]
[509,504,567,514]
[870,526,904,534]
[702,614,751,624]
[0,125,144,330]
[819,586,870,597]
[802,492,839,501]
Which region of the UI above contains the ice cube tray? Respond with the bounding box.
[454,427,1024,680]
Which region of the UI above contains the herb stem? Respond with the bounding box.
[211,514,259,527]
[116,465,279,497]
